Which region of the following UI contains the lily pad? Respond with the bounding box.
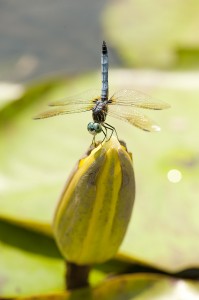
[0,71,199,274]
[0,220,113,298]
[103,0,199,68]
[0,75,99,232]
[0,220,64,297]
[12,274,199,300]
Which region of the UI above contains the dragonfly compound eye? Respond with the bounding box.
[87,122,102,135]
[93,123,102,133]
[87,122,96,135]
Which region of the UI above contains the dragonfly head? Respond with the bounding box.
[87,122,102,136]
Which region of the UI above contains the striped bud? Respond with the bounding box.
[53,137,135,265]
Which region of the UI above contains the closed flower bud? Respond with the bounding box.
[53,137,135,265]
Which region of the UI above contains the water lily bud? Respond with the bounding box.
[53,137,135,265]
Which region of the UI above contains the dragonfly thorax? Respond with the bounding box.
[92,100,108,123]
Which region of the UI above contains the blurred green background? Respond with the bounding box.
[1,0,199,299]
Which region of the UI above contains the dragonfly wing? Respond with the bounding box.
[108,105,161,132]
[49,89,101,106]
[34,103,93,119]
[34,89,101,119]
[110,89,170,110]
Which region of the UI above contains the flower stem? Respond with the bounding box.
[66,261,90,290]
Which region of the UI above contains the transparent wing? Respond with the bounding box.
[34,89,101,119]
[109,89,170,110]
[49,89,101,106]
[108,105,161,132]
[33,103,94,119]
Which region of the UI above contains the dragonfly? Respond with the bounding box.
[34,41,170,141]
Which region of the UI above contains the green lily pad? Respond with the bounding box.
[119,84,199,272]
[0,71,199,274]
[12,274,199,300]
[0,220,111,298]
[0,75,99,232]
[103,0,199,68]
[0,220,64,297]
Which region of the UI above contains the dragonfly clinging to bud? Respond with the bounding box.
[34,41,170,141]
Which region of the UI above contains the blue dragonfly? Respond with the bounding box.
[34,41,170,140]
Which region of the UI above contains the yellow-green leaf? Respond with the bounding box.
[13,274,199,300]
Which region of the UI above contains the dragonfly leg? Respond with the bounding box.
[103,122,119,141]
[91,135,96,146]
[101,127,107,143]
[91,127,107,146]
